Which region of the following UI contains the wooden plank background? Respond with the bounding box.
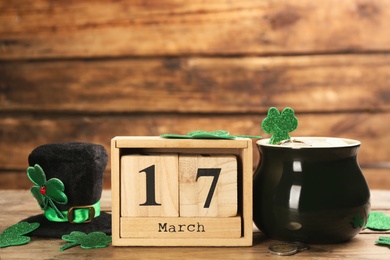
[0,0,389,189]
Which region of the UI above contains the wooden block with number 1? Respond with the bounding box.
[121,154,179,217]
[179,154,237,217]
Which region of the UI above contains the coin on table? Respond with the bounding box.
[268,243,298,256]
[289,241,310,252]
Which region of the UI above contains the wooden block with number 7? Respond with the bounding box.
[121,154,179,217]
[179,154,238,217]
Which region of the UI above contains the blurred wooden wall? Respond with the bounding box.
[1,0,389,189]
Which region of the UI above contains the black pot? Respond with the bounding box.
[253,137,371,243]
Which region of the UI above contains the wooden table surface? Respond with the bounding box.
[1,189,390,259]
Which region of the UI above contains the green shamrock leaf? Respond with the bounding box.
[27,164,68,219]
[0,222,40,248]
[351,214,365,228]
[376,236,390,246]
[261,107,298,144]
[60,231,112,251]
[161,130,261,139]
[365,212,390,231]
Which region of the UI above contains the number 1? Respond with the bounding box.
[139,165,161,206]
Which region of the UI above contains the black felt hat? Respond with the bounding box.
[21,142,111,238]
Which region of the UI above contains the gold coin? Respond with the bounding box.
[268,243,298,256]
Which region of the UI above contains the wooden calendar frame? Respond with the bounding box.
[111,136,253,246]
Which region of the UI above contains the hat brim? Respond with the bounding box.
[20,212,111,238]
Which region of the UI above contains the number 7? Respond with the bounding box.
[196,168,221,208]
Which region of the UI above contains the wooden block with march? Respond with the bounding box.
[121,154,179,217]
[179,154,238,217]
[120,216,242,238]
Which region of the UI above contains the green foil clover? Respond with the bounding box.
[60,231,112,251]
[0,222,40,248]
[27,164,68,220]
[261,107,298,144]
[161,130,261,139]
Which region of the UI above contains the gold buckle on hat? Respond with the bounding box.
[68,205,95,224]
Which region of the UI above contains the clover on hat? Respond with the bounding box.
[21,142,111,238]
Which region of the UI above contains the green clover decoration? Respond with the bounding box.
[351,214,365,229]
[261,107,298,144]
[376,236,390,246]
[0,222,40,248]
[27,164,68,219]
[60,231,112,251]
[161,130,261,139]
[365,212,390,231]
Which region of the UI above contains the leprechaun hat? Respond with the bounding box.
[21,142,111,238]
